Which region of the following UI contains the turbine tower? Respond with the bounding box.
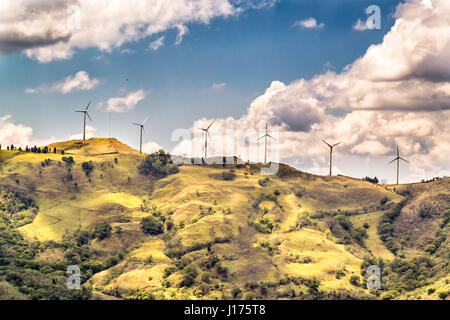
[132,116,149,154]
[198,121,214,161]
[389,146,409,185]
[258,123,276,164]
[322,140,341,176]
[75,100,92,141]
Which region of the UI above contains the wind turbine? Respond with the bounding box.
[258,123,276,164]
[132,116,149,154]
[75,100,92,141]
[389,146,409,185]
[198,121,214,161]
[322,140,341,176]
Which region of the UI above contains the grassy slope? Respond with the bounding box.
[1,139,448,300]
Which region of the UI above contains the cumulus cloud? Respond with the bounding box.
[0,115,56,148]
[149,36,164,51]
[0,0,267,62]
[105,90,147,113]
[292,18,324,29]
[173,0,450,180]
[25,71,99,94]
[67,125,96,140]
[353,19,369,31]
[143,141,164,154]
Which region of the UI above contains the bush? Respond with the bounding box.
[254,217,276,234]
[138,150,179,179]
[81,161,94,177]
[258,177,270,187]
[201,272,212,284]
[349,275,360,286]
[274,189,280,196]
[62,156,75,167]
[93,222,112,240]
[244,292,256,300]
[380,196,389,206]
[363,222,370,229]
[181,265,198,287]
[221,171,236,181]
[141,216,164,235]
[438,290,448,300]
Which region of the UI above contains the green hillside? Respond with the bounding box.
[0,139,448,300]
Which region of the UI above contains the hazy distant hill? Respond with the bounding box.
[0,139,448,300]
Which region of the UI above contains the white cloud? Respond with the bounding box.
[149,36,164,51]
[353,19,369,31]
[25,71,99,94]
[67,125,96,140]
[0,115,55,148]
[0,0,261,62]
[293,17,324,29]
[173,0,450,181]
[143,141,164,154]
[105,90,147,113]
[212,82,227,91]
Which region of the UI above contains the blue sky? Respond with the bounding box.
[2,0,449,183]
[1,0,398,143]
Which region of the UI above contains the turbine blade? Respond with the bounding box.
[86,112,92,122]
[207,131,213,144]
[389,157,399,164]
[322,140,332,148]
[142,116,149,125]
[132,123,141,126]
[332,142,341,147]
[85,100,91,110]
[257,135,266,141]
[207,120,214,130]
[75,111,84,113]
[267,134,276,141]
[142,126,147,136]
[399,157,409,163]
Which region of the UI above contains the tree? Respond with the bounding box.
[53,147,57,154]
[138,150,179,179]
[141,216,164,235]
[82,161,94,177]
[62,156,75,167]
[93,222,112,240]
[181,265,198,287]
[363,176,379,184]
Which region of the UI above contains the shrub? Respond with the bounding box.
[221,171,236,181]
[427,287,436,295]
[138,150,179,179]
[181,265,198,287]
[363,222,369,229]
[274,189,280,196]
[201,272,212,284]
[93,222,112,240]
[438,290,448,300]
[380,196,389,206]
[254,217,276,234]
[81,161,94,177]
[258,177,270,187]
[62,156,75,167]
[244,292,256,300]
[349,275,360,286]
[141,216,164,235]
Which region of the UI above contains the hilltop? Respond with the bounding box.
[0,138,448,300]
[45,138,141,156]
